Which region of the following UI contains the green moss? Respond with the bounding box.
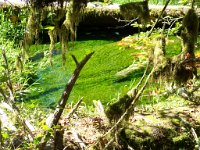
[26,40,135,107]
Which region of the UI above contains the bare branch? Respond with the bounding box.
[104,66,155,138]
[71,54,79,66]
[0,88,35,139]
[66,97,84,119]
[49,52,94,127]
[191,128,200,149]
[127,62,150,98]
[147,0,171,37]
[108,17,139,29]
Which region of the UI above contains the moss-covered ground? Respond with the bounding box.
[27,38,137,108]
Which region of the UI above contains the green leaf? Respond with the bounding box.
[2,132,9,139]
[0,76,9,82]
[43,26,55,30]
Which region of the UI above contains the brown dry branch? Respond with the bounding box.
[106,66,154,146]
[71,128,86,149]
[71,54,79,66]
[38,52,94,150]
[66,97,84,120]
[127,62,150,97]
[147,0,171,37]
[50,52,94,127]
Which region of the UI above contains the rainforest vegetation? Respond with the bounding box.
[0,0,199,149]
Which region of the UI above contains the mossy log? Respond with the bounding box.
[80,4,194,28]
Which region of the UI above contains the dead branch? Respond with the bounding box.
[38,52,94,150]
[104,138,114,150]
[109,17,139,29]
[127,62,150,97]
[147,0,171,37]
[66,97,84,120]
[191,128,200,149]
[49,52,94,127]
[0,85,35,139]
[104,66,154,139]
[71,128,86,149]
[2,47,36,137]
[99,66,154,149]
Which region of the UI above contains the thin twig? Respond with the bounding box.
[147,0,171,37]
[108,17,139,29]
[66,97,83,119]
[71,128,86,149]
[127,62,150,97]
[0,51,35,139]
[103,67,155,138]
[103,138,114,150]
[191,128,200,150]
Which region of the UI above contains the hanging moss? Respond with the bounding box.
[48,29,57,66]
[64,0,87,41]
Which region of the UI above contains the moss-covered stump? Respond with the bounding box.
[117,105,200,150]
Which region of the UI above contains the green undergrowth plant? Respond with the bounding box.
[0,6,28,47]
[0,6,38,102]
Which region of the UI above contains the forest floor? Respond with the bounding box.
[60,102,200,149]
